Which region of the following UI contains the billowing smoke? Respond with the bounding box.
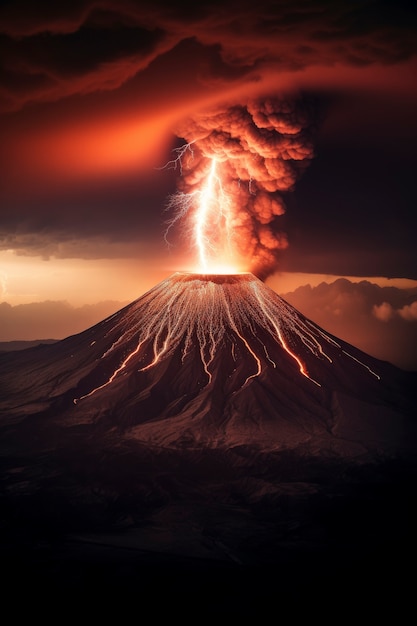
[168,96,315,279]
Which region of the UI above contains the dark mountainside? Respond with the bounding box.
[0,273,416,615]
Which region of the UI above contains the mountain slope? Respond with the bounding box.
[0,272,415,456]
[1,272,416,603]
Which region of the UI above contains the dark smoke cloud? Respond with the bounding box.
[0,0,416,279]
[1,1,416,113]
[171,97,316,277]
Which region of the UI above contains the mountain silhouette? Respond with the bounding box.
[0,272,416,613]
[1,272,415,454]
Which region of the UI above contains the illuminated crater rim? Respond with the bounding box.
[173,271,255,284]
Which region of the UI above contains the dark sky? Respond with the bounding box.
[1,0,417,278]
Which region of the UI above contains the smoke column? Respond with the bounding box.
[166,97,316,279]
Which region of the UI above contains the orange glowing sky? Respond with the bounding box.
[1,0,417,367]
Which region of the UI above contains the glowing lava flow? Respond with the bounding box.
[74,273,380,404]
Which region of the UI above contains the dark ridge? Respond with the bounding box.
[0,339,58,352]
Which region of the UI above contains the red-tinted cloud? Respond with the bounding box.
[282,278,417,371]
[0,0,416,275]
[1,1,416,113]
[166,97,315,277]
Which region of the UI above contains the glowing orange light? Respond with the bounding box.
[192,158,242,274]
[195,158,217,270]
[163,148,248,273]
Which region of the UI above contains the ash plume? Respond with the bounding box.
[169,96,316,278]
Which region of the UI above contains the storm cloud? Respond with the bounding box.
[1,1,416,112]
[166,97,317,277]
[0,0,416,279]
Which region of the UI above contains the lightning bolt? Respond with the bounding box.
[195,158,216,271]
[161,146,241,273]
[156,141,195,175]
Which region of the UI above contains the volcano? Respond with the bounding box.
[1,271,415,455]
[0,273,416,611]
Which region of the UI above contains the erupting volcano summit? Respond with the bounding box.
[1,272,414,456]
